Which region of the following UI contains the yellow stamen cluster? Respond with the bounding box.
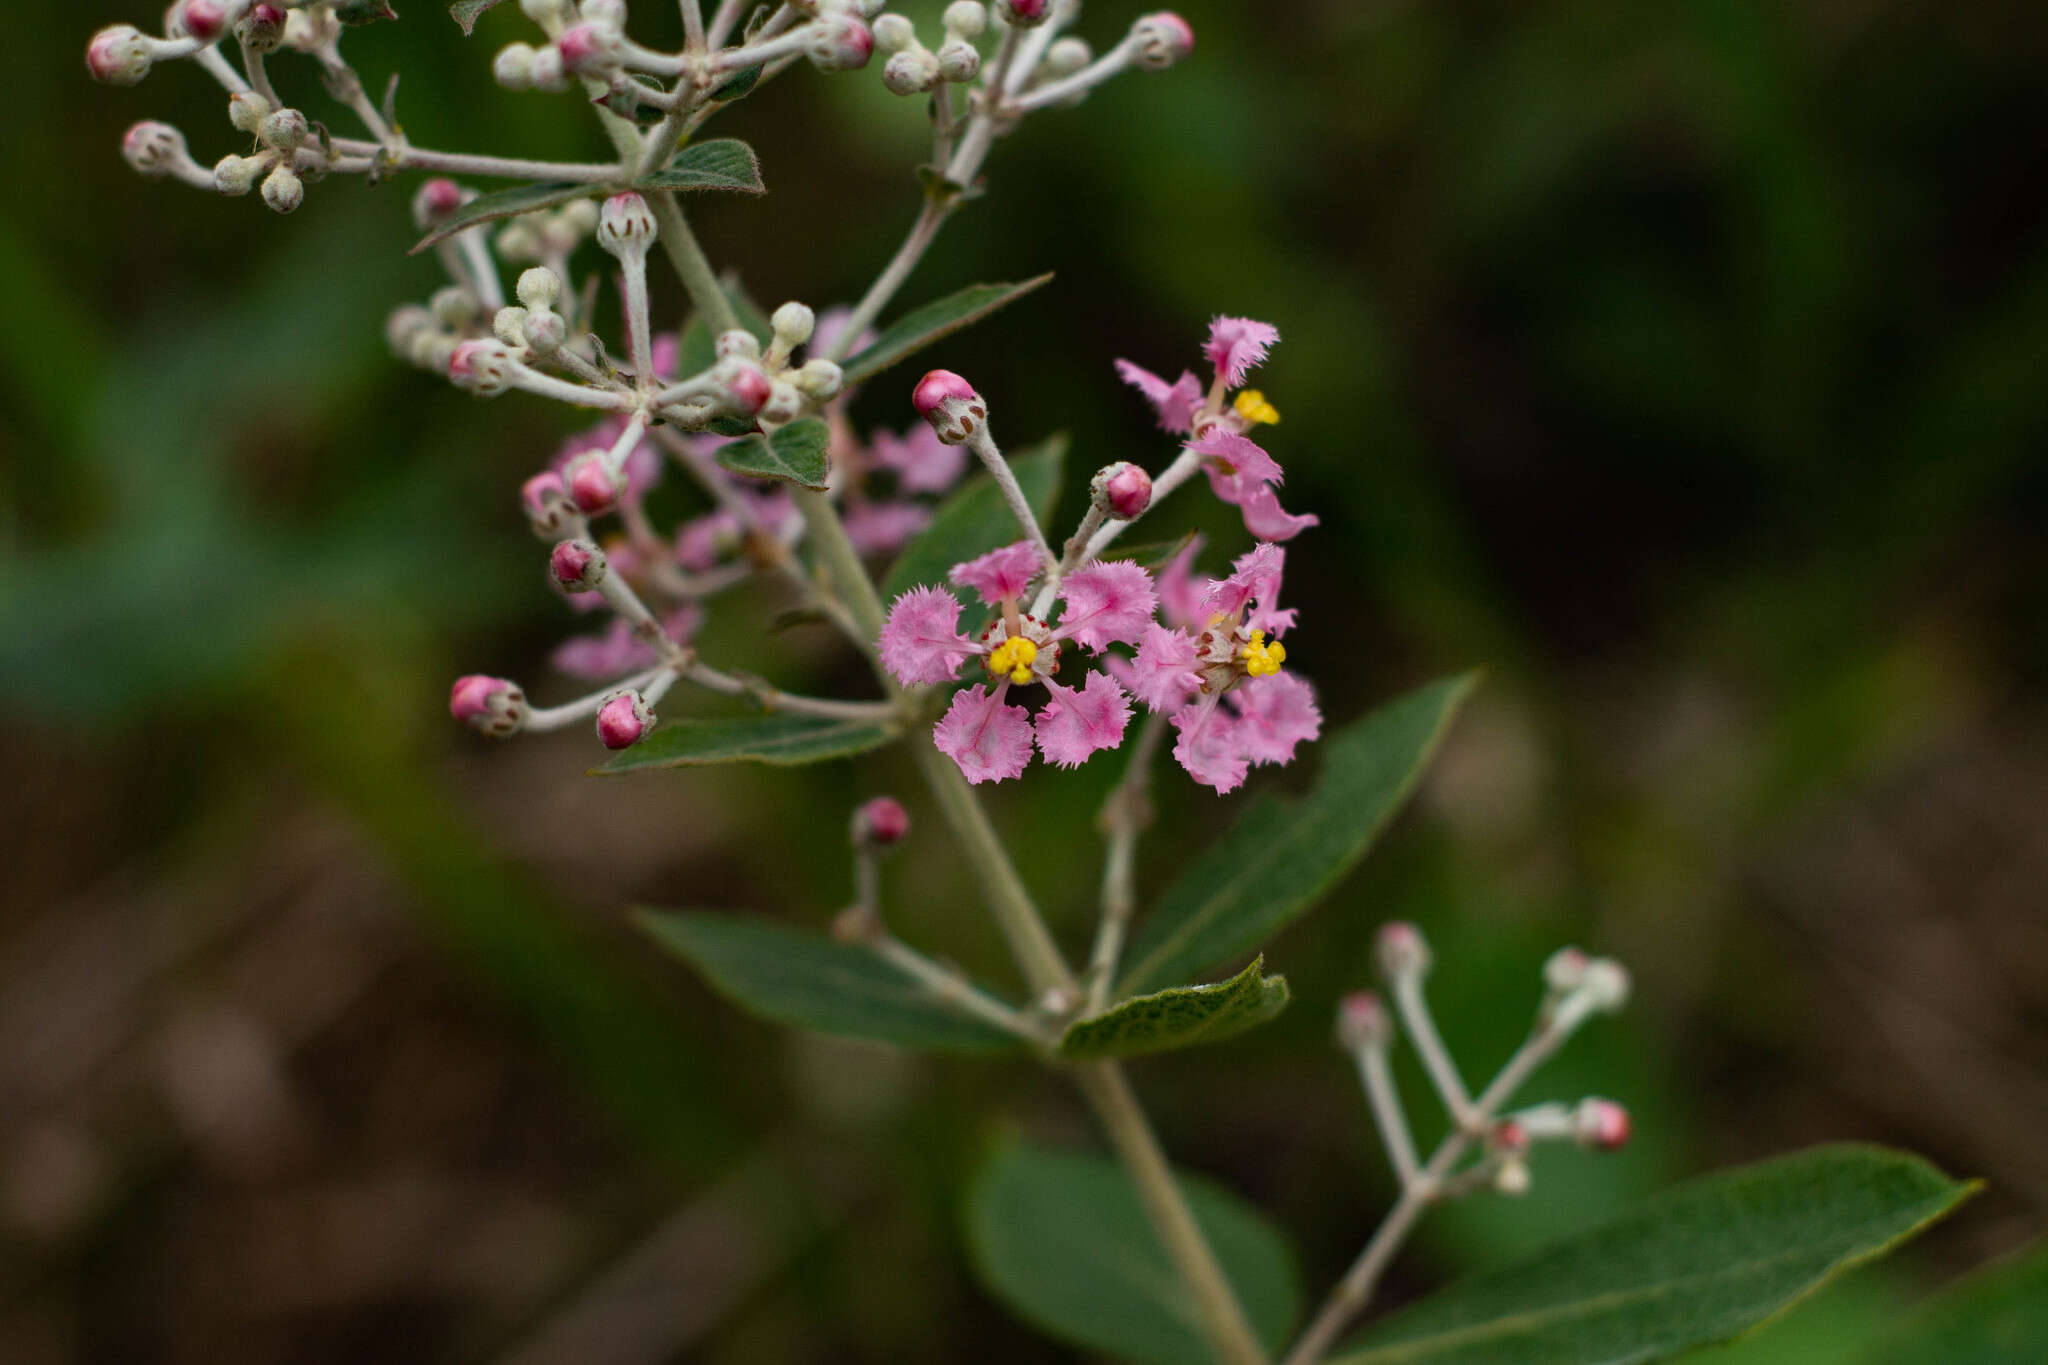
[987,636,1039,685]
[1233,389,1281,425]
[1241,628,1287,678]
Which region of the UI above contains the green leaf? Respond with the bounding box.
[634,910,1020,1052]
[411,181,592,253]
[968,1141,1301,1365]
[591,713,894,772]
[1113,533,1202,573]
[841,275,1055,387]
[880,437,1067,606]
[1058,957,1290,1060]
[709,64,765,101]
[637,138,765,194]
[1118,673,1479,996]
[715,418,831,489]
[1330,1145,1976,1365]
[449,0,505,33]
[1851,1240,2048,1365]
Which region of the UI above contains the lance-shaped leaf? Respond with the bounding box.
[968,1141,1301,1365]
[1118,673,1478,997]
[637,138,765,194]
[449,0,506,33]
[592,714,894,772]
[412,181,593,253]
[708,64,766,102]
[1329,1145,1976,1365]
[881,437,1066,605]
[634,910,1021,1052]
[1852,1239,2048,1365]
[841,275,1055,387]
[715,418,831,489]
[1058,958,1289,1060]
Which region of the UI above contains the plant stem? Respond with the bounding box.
[1073,1062,1273,1365]
[1085,712,1165,1013]
[649,193,740,335]
[823,201,949,362]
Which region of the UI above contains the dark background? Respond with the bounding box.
[3,0,2046,1360]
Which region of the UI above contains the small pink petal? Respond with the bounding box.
[1202,543,1285,621]
[933,684,1035,784]
[843,499,932,556]
[552,618,652,679]
[1114,359,1202,434]
[1035,672,1132,768]
[1189,428,1283,488]
[1054,560,1158,650]
[870,424,966,494]
[879,585,978,685]
[949,540,1042,606]
[1238,485,1320,543]
[1229,673,1322,766]
[1155,534,1207,630]
[1172,697,1248,793]
[1204,316,1280,389]
[1132,624,1201,711]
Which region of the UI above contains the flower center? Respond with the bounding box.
[987,636,1039,684]
[1240,628,1287,678]
[1232,389,1280,425]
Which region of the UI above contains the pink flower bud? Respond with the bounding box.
[1091,462,1153,520]
[807,14,875,71]
[123,122,189,178]
[596,192,657,257]
[180,0,232,43]
[720,362,773,417]
[1572,1098,1631,1152]
[87,26,153,85]
[448,340,515,398]
[995,0,1053,27]
[449,674,528,737]
[1543,946,1589,995]
[1375,921,1431,979]
[554,22,622,75]
[550,537,607,592]
[852,796,911,847]
[597,690,655,750]
[912,369,987,445]
[1130,11,1194,70]
[412,178,465,227]
[521,472,579,537]
[564,453,621,514]
[1334,990,1391,1050]
[1490,1119,1531,1154]
[239,3,287,52]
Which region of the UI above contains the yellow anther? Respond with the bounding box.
[1240,629,1287,678]
[1233,389,1280,425]
[987,636,1038,685]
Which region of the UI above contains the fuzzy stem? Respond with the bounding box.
[1085,712,1165,1013]
[874,935,1048,1044]
[965,428,1058,570]
[823,202,948,363]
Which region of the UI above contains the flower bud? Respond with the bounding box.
[596,690,655,750]
[943,0,988,39]
[1130,11,1194,70]
[1374,921,1431,979]
[935,39,981,83]
[872,13,916,49]
[412,177,466,228]
[522,309,567,356]
[239,3,288,52]
[596,192,657,258]
[516,267,562,311]
[1334,990,1391,1051]
[1542,946,1588,996]
[448,339,516,397]
[495,220,543,261]
[582,0,628,24]
[715,329,763,362]
[430,284,481,330]
[1572,1098,1631,1152]
[852,796,911,847]
[911,369,986,445]
[792,359,844,401]
[386,303,436,357]
[760,381,804,425]
[994,0,1052,27]
[1578,959,1631,1013]
[213,154,265,197]
[260,107,309,151]
[521,472,580,537]
[1044,35,1090,76]
[1090,461,1152,520]
[554,22,623,75]
[883,47,942,95]
[1494,1158,1532,1196]
[807,14,875,71]
[550,537,608,592]
[87,26,153,85]
[771,301,817,350]
[180,0,236,43]
[564,452,622,513]
[227,90,271,135]
[261,163,305,214]
[717,360,773,416]
[123,121,190,178]
[557,198,601,237]
[493,305,530,346]
[493,41,537,88]
[528,44,569,92]
[449,675,528,737]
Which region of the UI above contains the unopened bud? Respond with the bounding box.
[872,13,917,49]
[430,284,481,329]
[521,472,580,537]
[596,690,655,750]
[1130,11,1194,70]
[228,91,272,135]
[557,198,601,236]
[261,107,309,151]
[1375,921,1431,979]
[1091,462,1152,520]
[87,26,154,85]
[238,3,287,52]
[412,177,466,228]
[517,267,562,310]
[1045,36,1091,76]
[596,192,657,257]
[449,675,528,737]
[717,360,773,416]
[760,381,803,425]
[911,369,986,445]
[1572,1098,1631,1151]
[994,0,1052,28]
[1579,959,1631,1013]
[493,41,537,88]
[522,310,567,356]
[943,1,988,39]
[448,339,516,397]
[213,154,265,197]
[493,305,530,346]
[935,39,981,83]
[1334,990,1391,1050]
[549,537,607,592]
[123,121,190,178]
[261,163,304,214]
[792,359,844,401]
[180,0,237,44]
[386,304,436,357]
[883,47,942,95]
[770,301,817,350]
[715,329,762,361]
[852,795,911,847]
[564,453,622,513]
[554,22,623,75]
[1490,1119,1531,1155]
[528,44,569,92]
[495,220,543,261]
[807,14,875,71]
[1543,946,1589,996]
[1494,1158,1531,1196]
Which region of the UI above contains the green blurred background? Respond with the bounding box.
[3,0,2045,1360]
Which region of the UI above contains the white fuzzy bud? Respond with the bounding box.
[760,381,803,425]
[771,301,817,349]
[259,107,308,151]
[122,122,191,178]
[261,163,304,214]
[1044,36,1090,75]
[883,47,942,95]
[1375,921,1431,980]
[1130,11,1194,71]
[807,14,876,71]
[86,25,155,86]
[935,38,981,83]
[557,198,601,237]
[1578,959,1631,1013]
[493,305,530,346]
[494,221,543,262]
[385,304,436,357]
[872,13,916,49]
[1494,1159,1532,1196]
[596,192,657,257]
[493,41,537,88]
[792,359,844,401]
[517,266,562,310]
[227,90,272,135]
[521,310,567,356]
[448,339,517,398]
[716,329,762,361]
[430,285,482,329]
[528,45,569,92]
[213,154,265,197]
[1543,947,1589,996]
[943,0,987,38]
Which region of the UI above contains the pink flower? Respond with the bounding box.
[1228,672,1322,766]
[949,541,1043,605]
[1053,561,1159,650]
[1171,700,1251,794]
[1155,535,1208,629]
[1191,428,1283,490]
[879,585,978,684]
[1132,623,1202,710]
[1205,316,1280,389]
[1036,673,1133,768]
[933,685,1035,784]
[1114,360,1203,434]
[552,414,662,506]
[870,423,965,494]
[1239,485,1320,542]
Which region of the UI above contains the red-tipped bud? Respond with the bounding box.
[807,14,874,71]
[1375,921,1431,979]
[995,0,1053,26]
[412,178,465,228]
[852,796,911,847]
[1490,1119,1531,1155]
[448,340,515,398]
[554,22,623,75]
[1334,990,1391,1050]
[1091,462,1153,520]
[180,0,233,42]
[564,453,622,515]
[450,675,528,737]
[1131,11,1194,70]
[596,690,654,750]
[1572,1098,1631,1152]
[521,472,578,537]
[239,3,287,52]
[596,191,657,257]
[87,26,153,85]
[912,369,986,445]
[720,361,773,417]
[123,122,190,178]
[549,537,607,592]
